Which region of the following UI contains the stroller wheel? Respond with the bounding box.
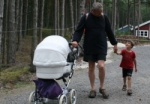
[70,89,77,104]
[28,91,35,104]
[59,94,67,104]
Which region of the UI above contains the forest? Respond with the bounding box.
[0,0,150,87]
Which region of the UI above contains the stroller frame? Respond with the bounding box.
[28,43,79,104]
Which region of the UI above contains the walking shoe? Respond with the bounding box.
[99,88,109,99]
[88,90,96,98]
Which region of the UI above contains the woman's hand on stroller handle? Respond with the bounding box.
[71,41,78,48]
[68,41,79,60]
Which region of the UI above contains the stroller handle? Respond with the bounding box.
[68,42,83,49]
[68,42,79,60]
[68,42,72,46]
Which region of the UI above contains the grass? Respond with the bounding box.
[0,66,30,88]
[15,82,30,88]
[139,37,149,41]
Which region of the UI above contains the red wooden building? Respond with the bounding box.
[132,20,150,39]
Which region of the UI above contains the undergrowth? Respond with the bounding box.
[0,66,31,88]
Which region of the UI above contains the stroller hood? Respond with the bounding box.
[33,35,70,67]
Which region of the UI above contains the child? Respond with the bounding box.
[115,40,137,95]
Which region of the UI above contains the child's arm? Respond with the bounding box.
[114,50,122,55]
[134,58,137,72]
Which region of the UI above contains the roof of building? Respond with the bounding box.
[131,20,150,30]
[118,24,133,31]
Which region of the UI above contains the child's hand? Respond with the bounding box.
[114,50,117,53]
[135,68,137,72]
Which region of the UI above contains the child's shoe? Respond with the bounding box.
[122,85,126,91]
[127,89,132,95]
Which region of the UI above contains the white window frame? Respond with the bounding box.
[136,30,148,37]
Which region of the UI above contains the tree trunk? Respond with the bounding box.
[85,0,90,13]
[128,0,130,33]
[112,1,114,30]
[70,0,74,34]
[78,0,86,22]
[137,0,140,43]
[57,0,60,35]
[133,0,136,36]
[2,0,8,64]
[22,0,28,38]
[7,0,16,65]
[100,0,103,4]
[117,8,119,28]
[31,0,38,72]
[0,0,4,55]
[38,0,45,42]
[112,0,117,33]
[45,2,51,28]
[15,0,19,51]
[75,0,78,25]
[17,0,23,51]
[61,0,65,37]
[15,0,19,32]
[139,1,142,23]
[55,0,58,35]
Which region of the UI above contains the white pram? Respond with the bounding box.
[28,35,79,104]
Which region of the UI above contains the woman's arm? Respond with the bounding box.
[105,15,118,45]
[73,14,86,43]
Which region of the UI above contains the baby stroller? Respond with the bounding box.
[28,35,79,104]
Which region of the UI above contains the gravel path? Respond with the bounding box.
[0,46,150,104]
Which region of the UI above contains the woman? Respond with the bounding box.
[72,2,118,99]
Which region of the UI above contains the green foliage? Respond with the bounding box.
[141,3,150,22]
[26,28,52,37]
[64,29,72,41]
[42,28,53,38]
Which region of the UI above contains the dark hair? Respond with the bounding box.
[128,40,134,48]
